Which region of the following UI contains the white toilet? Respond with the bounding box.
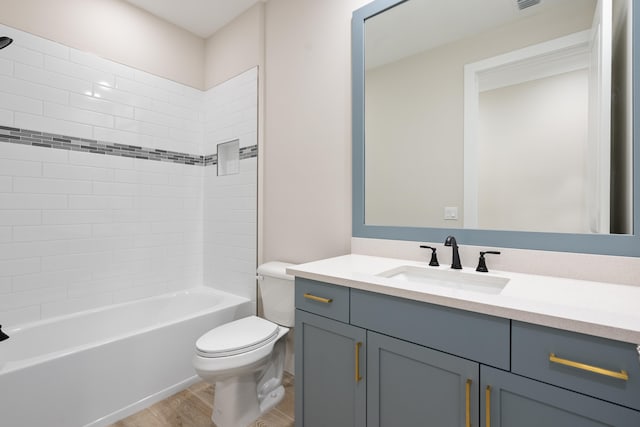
[193,262,295,427]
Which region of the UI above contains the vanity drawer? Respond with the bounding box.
[350,289,510,369]
[295,278,350,323]
[512,321,640,411]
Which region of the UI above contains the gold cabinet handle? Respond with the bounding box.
[303,293,333,304]
[485,385,491,427]
[549,353,629,381]
[355,342,362,382]
[465,379,471,427]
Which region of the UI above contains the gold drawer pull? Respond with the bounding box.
[485,385,491,427]
[355,342,362,382]
[465,379,471,427]
[549,353,629,381]
[303,293,333,304]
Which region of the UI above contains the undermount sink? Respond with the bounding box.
[377,265,509,294]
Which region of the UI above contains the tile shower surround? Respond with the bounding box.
[0,125,258,166]
[0,133,258,325]
[0,24,259,326]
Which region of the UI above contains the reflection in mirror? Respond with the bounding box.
[364,0,632,235]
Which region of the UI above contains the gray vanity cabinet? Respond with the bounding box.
[295,309,366,427]
[367,331,479,427]
[511,321,640,412]
[481,365,640,427]
[295,278,490,427]
[294,277,640,426]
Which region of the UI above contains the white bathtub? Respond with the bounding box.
[0,287,253,427]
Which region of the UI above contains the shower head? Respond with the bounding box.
[0,37,13,50]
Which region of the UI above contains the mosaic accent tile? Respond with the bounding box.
[204,154,218,166]
[0,125,257,167]
[240,145,259,160]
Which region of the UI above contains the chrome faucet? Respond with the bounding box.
[0,324,9,342]
[444,235,462,269]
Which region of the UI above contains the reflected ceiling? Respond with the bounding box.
[366,0,588,69]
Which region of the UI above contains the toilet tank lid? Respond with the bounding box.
[257,261,295,281]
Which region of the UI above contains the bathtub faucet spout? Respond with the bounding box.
[0,324,9,341]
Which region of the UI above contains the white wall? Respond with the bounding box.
[365,49,463,228]
[204,3,265,90]
[262,0,369,264]
[0,25,257,326]
[478,70,589,233]
[0,0,205,89]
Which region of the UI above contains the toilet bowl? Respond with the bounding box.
[193,262,295,427]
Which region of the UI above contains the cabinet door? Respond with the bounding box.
[368,331,479,427]
[481,365,640,427]
[295,309,366,427]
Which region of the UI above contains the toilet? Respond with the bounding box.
[193,262,295,427]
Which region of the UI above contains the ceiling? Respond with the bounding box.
[123,0,264,38]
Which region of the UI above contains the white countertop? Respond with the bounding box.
[287,254,640,344]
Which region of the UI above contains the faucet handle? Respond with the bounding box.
[419,245,439,267]
[476,251,501,272]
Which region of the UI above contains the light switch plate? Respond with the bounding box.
[444,206,458,220]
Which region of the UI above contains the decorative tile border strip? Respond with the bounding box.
[240,145,258,160]
[204,153,218,167]
[0,125,257,166]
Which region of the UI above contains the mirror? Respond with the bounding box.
[352,0,640,256]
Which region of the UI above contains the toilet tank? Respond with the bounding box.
[257,262,295,327]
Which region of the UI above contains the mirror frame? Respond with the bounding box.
[352,0,640,257]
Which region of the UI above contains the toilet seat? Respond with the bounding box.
[196,316,280,358]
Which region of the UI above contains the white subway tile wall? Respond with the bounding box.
[203,69,258,152]
[0,147,205,325]
[0,23,203,155]
[204,158,257,301]
[0,25,258,326]
[203,69,258,300]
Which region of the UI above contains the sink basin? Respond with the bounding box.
[377,265,509,294]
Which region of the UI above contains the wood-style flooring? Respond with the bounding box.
[109,373,294,427]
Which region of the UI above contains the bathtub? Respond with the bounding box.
[0,287,253,427]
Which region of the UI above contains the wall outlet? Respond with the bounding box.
[444,206,458,220]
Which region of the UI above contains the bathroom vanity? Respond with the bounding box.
[289,255,640,427]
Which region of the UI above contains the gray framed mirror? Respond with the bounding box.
[352,0,640,256]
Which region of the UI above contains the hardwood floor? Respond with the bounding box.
[109,373,294,427]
